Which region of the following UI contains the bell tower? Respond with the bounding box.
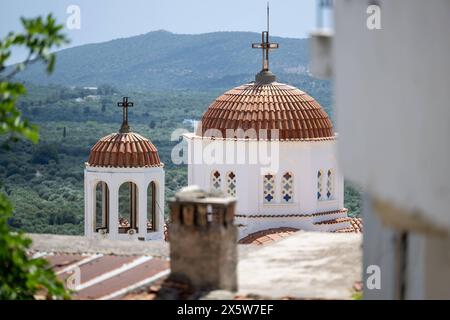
[84,97,165,241]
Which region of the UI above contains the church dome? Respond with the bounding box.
[87,97,162,168]
[87,132,162,168]
[198,81,334,140]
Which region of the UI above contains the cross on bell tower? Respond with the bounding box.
[117,97,134,133]
[252,3,279,72]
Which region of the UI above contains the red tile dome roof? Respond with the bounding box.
[198,82,334,140]
[87,132,162,168]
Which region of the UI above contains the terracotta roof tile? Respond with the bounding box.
[87,132,162,168]
[335,218,363,234]
[32,253,170,300]
[198,82,334,141]
[239,227,298,245]
[314,217,352,225]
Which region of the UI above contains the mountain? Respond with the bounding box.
[17,30,315,90]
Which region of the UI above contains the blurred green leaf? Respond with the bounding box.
[0,14,70,300]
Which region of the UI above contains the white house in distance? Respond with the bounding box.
[84,97,165,241]
[184,27,355,240]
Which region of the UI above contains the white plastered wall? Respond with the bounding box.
[84,165,165,241]
[334,0,450,231]
[185,134,345,238]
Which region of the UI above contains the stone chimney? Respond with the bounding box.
[168,186,238,292]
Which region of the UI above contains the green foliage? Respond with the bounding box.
[0,81,38,143]
[352,291,363,300]
[0,193,69,299]
[0,14,69,144]
[344,181,363,218]
[31,143,59,164]
[0,14,70,300]
[1,15,68,76]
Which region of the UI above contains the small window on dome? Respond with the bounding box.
[226,171,236,197]
[317,170,324,201]
[281,172,293,203]
[326,169,334,200]
[211,170,222,192]
[263,173,275,203]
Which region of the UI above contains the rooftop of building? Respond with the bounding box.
[238,217,363,245]
[29,231,362,300]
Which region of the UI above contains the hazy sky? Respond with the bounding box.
[0,0,317,63]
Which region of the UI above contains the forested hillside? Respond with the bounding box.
[17,30,310,89]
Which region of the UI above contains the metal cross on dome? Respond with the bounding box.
[117,96,134,133]
[252,3,279,71]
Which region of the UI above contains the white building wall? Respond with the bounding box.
[185,134,346,238]
[334,0,450,231]
[307,0,450,299]
[84,165,165,241]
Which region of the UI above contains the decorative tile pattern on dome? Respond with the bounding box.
[281,172,293,203]
[226,171,236,197]
[198,82,334,141]
[263,173,275,203]
[211,170,222,192]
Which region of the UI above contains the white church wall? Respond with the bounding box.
[185,134,343,221]
[310,140,343,213]
[84,166,165,241]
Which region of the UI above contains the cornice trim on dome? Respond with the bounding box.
[85,163,165,169]
[184,132,337,143]
[235,208,348,219]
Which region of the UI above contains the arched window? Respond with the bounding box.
[147,181,156,232]
[326,169,334,200]
[281,172,293,203]
[263,173,275,203]
[118,182,138,233]
[95,181,109,233]
[211,170,222,192]
[226,171,236,197]
[317,170,324,200]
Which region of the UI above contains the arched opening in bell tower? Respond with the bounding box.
[147,181,156,232]
[95,181,109,233]
[118,181,138,233]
